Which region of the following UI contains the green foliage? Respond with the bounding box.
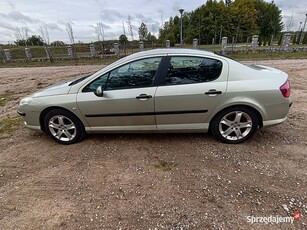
[154,159,175,171]
[292,33,297,44]
[0,117,21,139]
[138,22,148,41]
[0,91,13,107]
[119,34,128,44]
[278,32,283,45]
[158,0,283,45]
[15,35,44,46]
[147,33,157,43]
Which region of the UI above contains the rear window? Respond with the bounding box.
[164,56,223,85]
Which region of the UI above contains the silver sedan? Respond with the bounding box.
[18,49,292,144]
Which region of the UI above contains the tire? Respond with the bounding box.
[211,106,259,144]
[44,109,85,144]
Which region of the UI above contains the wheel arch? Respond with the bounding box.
[39,106,85,132]
[209,104,263,132]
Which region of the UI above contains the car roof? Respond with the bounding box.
[126,48,217,59]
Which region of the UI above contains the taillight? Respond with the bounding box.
[279,81,290,98]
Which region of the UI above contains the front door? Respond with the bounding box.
[77,57,163,131]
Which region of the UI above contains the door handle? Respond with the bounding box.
[136,94,152,99]
[205,89,222,95]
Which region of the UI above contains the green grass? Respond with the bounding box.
[0,91,13,107]
[0,57,118,68]
[228,51,307,60]
[0,117,22,139]
[154,159,175,171]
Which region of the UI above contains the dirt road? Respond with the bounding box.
[0,59,306,229]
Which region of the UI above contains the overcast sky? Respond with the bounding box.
[0,0,306,44]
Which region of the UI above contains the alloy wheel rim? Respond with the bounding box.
[48,115,76,142]
[219,111,252,141]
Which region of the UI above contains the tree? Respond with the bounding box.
[95,22,104,42]
[147,33,157,43]
[15,35,44,46]
[51,41,65,46]
[127,15,134,40]
[225,0,232,7]
[66,22,75,44]
[138,22,148,41]
[119,34,128,44]
[254,0,283,45]
[38,24,50,45]
[14,27,29,46]
[27,35,44,46]
[158,0,283,45]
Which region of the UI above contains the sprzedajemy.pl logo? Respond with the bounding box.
[247,212,301,224]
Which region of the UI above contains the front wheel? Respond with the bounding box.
[44,109,85,144]
[211,106,259,144]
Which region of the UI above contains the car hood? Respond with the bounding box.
[33,80,72,98]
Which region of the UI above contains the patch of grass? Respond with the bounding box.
[154,159,175,171]
[0,91,13,107]
[228,51,307,60]
[0,57,118,68]
[0,117,22,139]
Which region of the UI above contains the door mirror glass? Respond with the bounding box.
[94,85,104,97]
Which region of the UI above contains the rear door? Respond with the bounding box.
[154,55,228,131]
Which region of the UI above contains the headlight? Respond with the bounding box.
[19,97,33,106]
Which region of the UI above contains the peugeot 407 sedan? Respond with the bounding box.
[17,49,292,144]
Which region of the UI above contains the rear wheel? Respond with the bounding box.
[44,109,85,144]
[211,106,259,144]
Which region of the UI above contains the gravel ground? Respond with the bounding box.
[0,59,306,229]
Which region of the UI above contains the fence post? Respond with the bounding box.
[281,33,292,52]
[89,44,96,58]
[24,48,32,61]
[221,37,228,55]
[4,49,12,62]
[114,43,120,58]
[165,40,170,48]
[139,41,144,51]
[251,35,259,53]
[67,46,74,59]
[193,38,198,49]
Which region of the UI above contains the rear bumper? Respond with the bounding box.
[262,117,287,127]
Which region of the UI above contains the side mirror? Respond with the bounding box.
[94,85,104,97]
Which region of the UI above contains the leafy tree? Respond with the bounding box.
[119,34,128,44]
[303,32,307,44]
[138,22,148,41]
[254,0,283,45]
[147,33,157,43]
[27,35,44,46]
[15,35,44,46]
[51,41,65,46]
[157,0,283,45]
[225,0,232,7]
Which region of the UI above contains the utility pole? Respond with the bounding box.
[179,9,184,47]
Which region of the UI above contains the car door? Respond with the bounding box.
[154,55,228,131]
[76,57,163,131]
